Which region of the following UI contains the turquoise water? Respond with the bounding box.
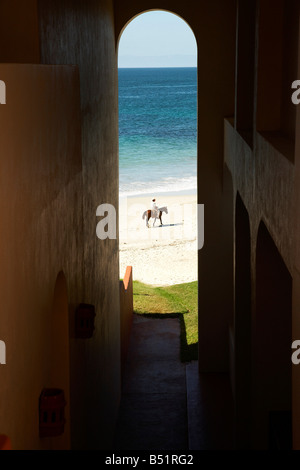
[118,67,197,197]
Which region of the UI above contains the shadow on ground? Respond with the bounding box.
[135,311,198,363]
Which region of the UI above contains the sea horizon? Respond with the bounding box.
[119,187,197,203]
[118,66,197,69]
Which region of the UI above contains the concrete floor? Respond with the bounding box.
[113,314,234,451]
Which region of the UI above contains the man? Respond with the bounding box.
[151,198,160,220]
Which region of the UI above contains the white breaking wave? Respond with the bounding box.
[119,175,197,198]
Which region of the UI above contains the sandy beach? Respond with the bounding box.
[119,192,198,286]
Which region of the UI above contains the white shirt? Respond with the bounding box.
[151,200,159,215]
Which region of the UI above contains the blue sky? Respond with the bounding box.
[118,11,197,68]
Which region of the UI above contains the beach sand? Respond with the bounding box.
[119,192,198,286]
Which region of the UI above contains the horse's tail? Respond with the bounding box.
[142,210,147,219]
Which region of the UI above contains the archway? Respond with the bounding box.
[253,222,292,449]
[117,10,198,342]
[234,192,251,448]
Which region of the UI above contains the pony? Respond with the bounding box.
[142,206,168,227]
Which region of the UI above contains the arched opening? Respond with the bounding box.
[118,10,198,358]
[234,192,251,448]
[253,222,292,449]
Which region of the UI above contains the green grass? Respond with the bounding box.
[133,280,198,363]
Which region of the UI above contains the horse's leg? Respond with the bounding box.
[159,211,163,226]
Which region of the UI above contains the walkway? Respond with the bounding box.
[113,314,234,450]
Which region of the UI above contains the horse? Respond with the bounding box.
[142,206,168,227]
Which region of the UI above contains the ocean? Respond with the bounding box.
[118,67,197,198]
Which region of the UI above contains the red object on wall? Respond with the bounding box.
[0,435,11,449]
[75,303,96,338]
[39,388,66,438]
